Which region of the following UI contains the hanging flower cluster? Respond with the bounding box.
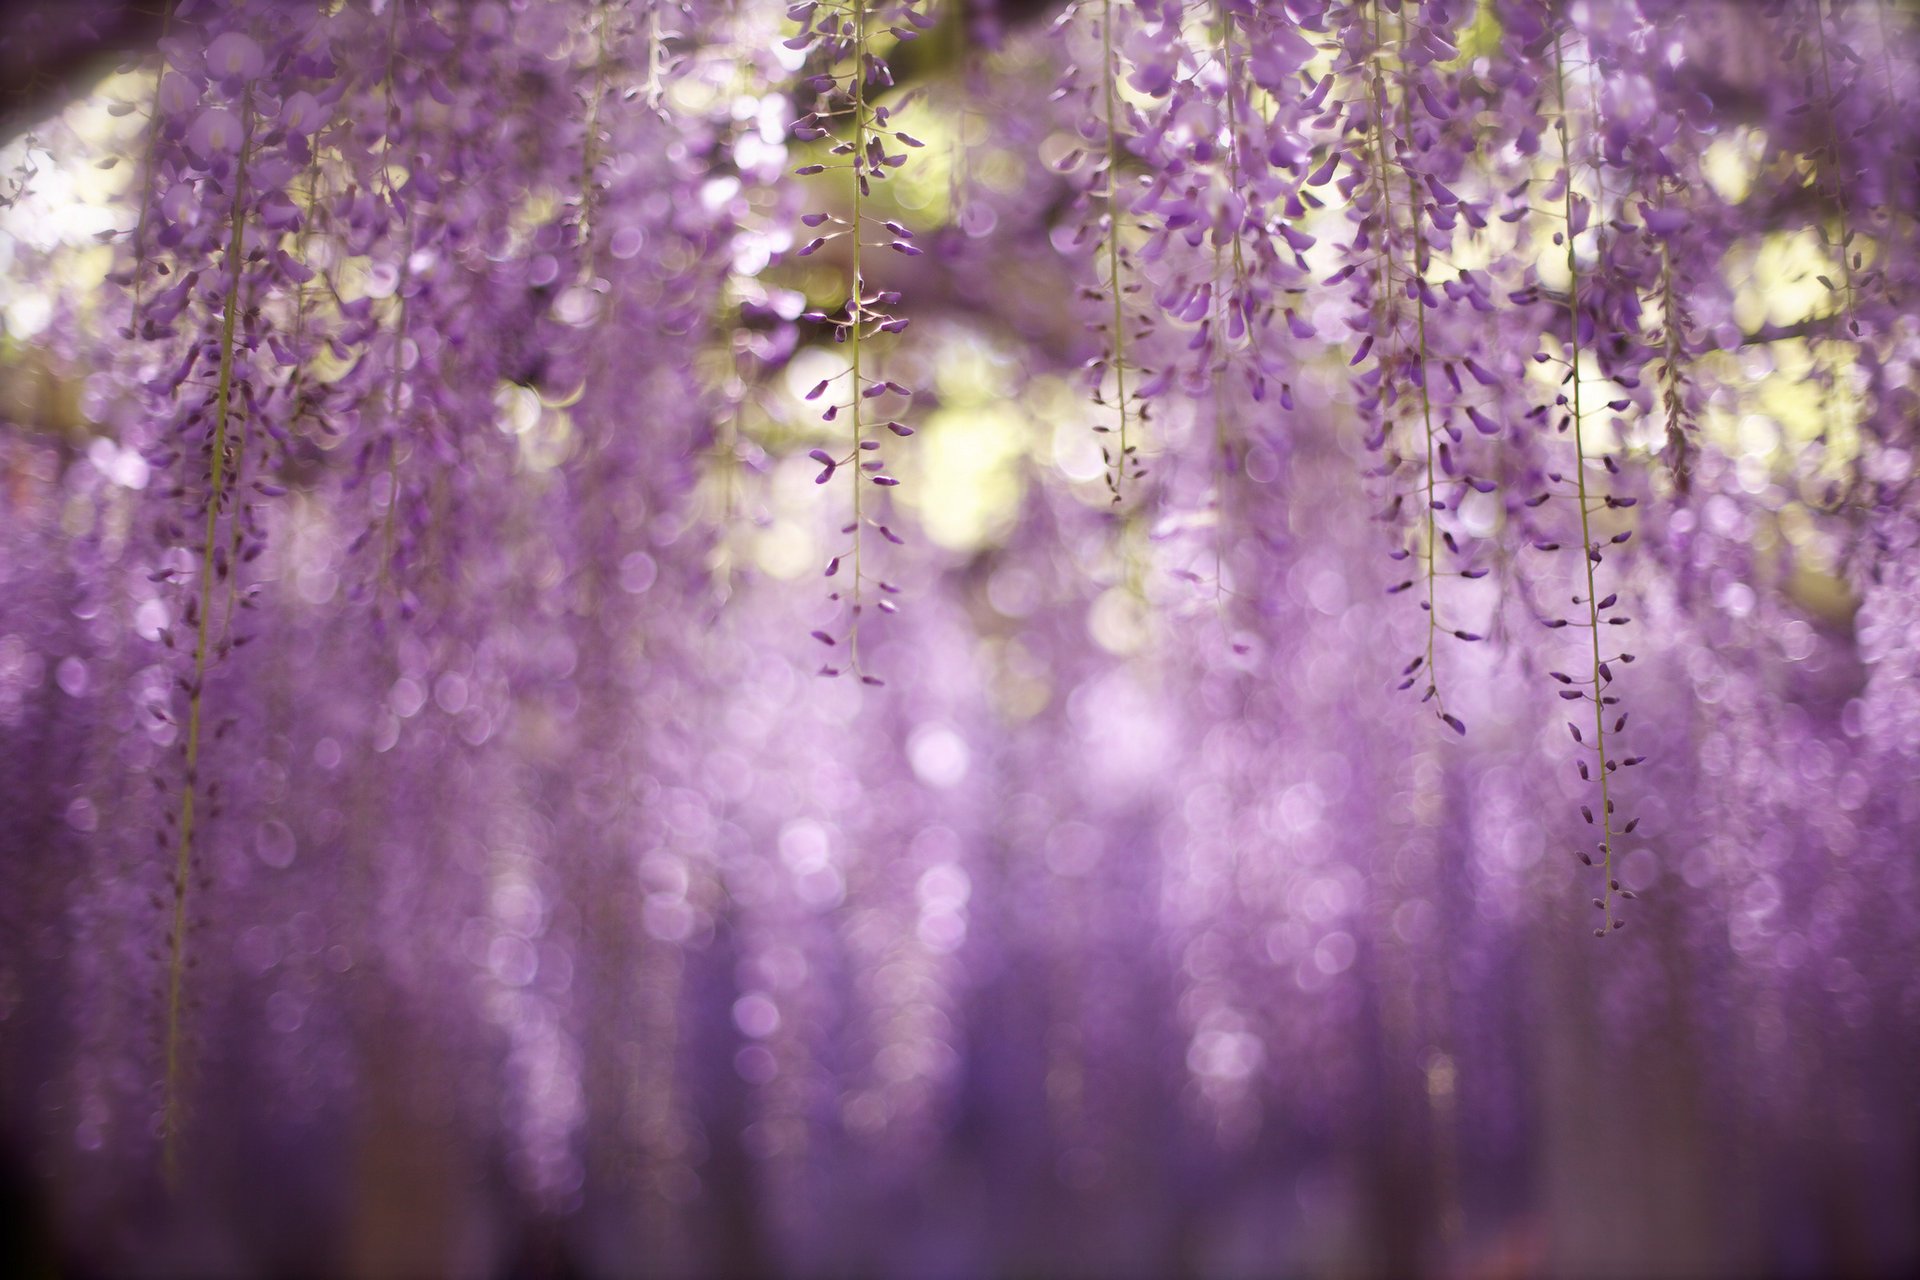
[790,0,933,683]
[1,0,1918,1275]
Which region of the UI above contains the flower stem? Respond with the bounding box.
[127,2,175,330]
[849,0,866,668]
[164,84,253,1183]
[1101,0,1128,503]
[1555,41,1617,930]
[1394,3,1444,720]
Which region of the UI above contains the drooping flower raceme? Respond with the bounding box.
[0,1,1917,1275]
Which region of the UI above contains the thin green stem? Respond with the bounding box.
[578,1,610,266]
[379,254,411,593]
[1809,0,1866,481]
[128,3,175,329]
[1101,0,1128,503]
[1556,42,1617,931]
[164,85,253,1182]
[1219,6,1245,290]
[1811,0,1859,317]
[1210,2,1241,617]
[1657,198,1692,487]
[1393,4,1444,718]
[849,0,866,667]
[644,1,668,112]
[1364,0,1399,406]
[376,0,411,597]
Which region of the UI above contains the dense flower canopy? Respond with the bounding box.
[1,0,1917,1276]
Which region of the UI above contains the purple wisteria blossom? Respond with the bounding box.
[0,1,1917,1276]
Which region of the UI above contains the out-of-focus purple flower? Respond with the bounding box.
[279,90,323,137]
[205,32,264,83]
[188,107,245,157]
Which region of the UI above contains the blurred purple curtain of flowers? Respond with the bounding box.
[2,0,1918,1276]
